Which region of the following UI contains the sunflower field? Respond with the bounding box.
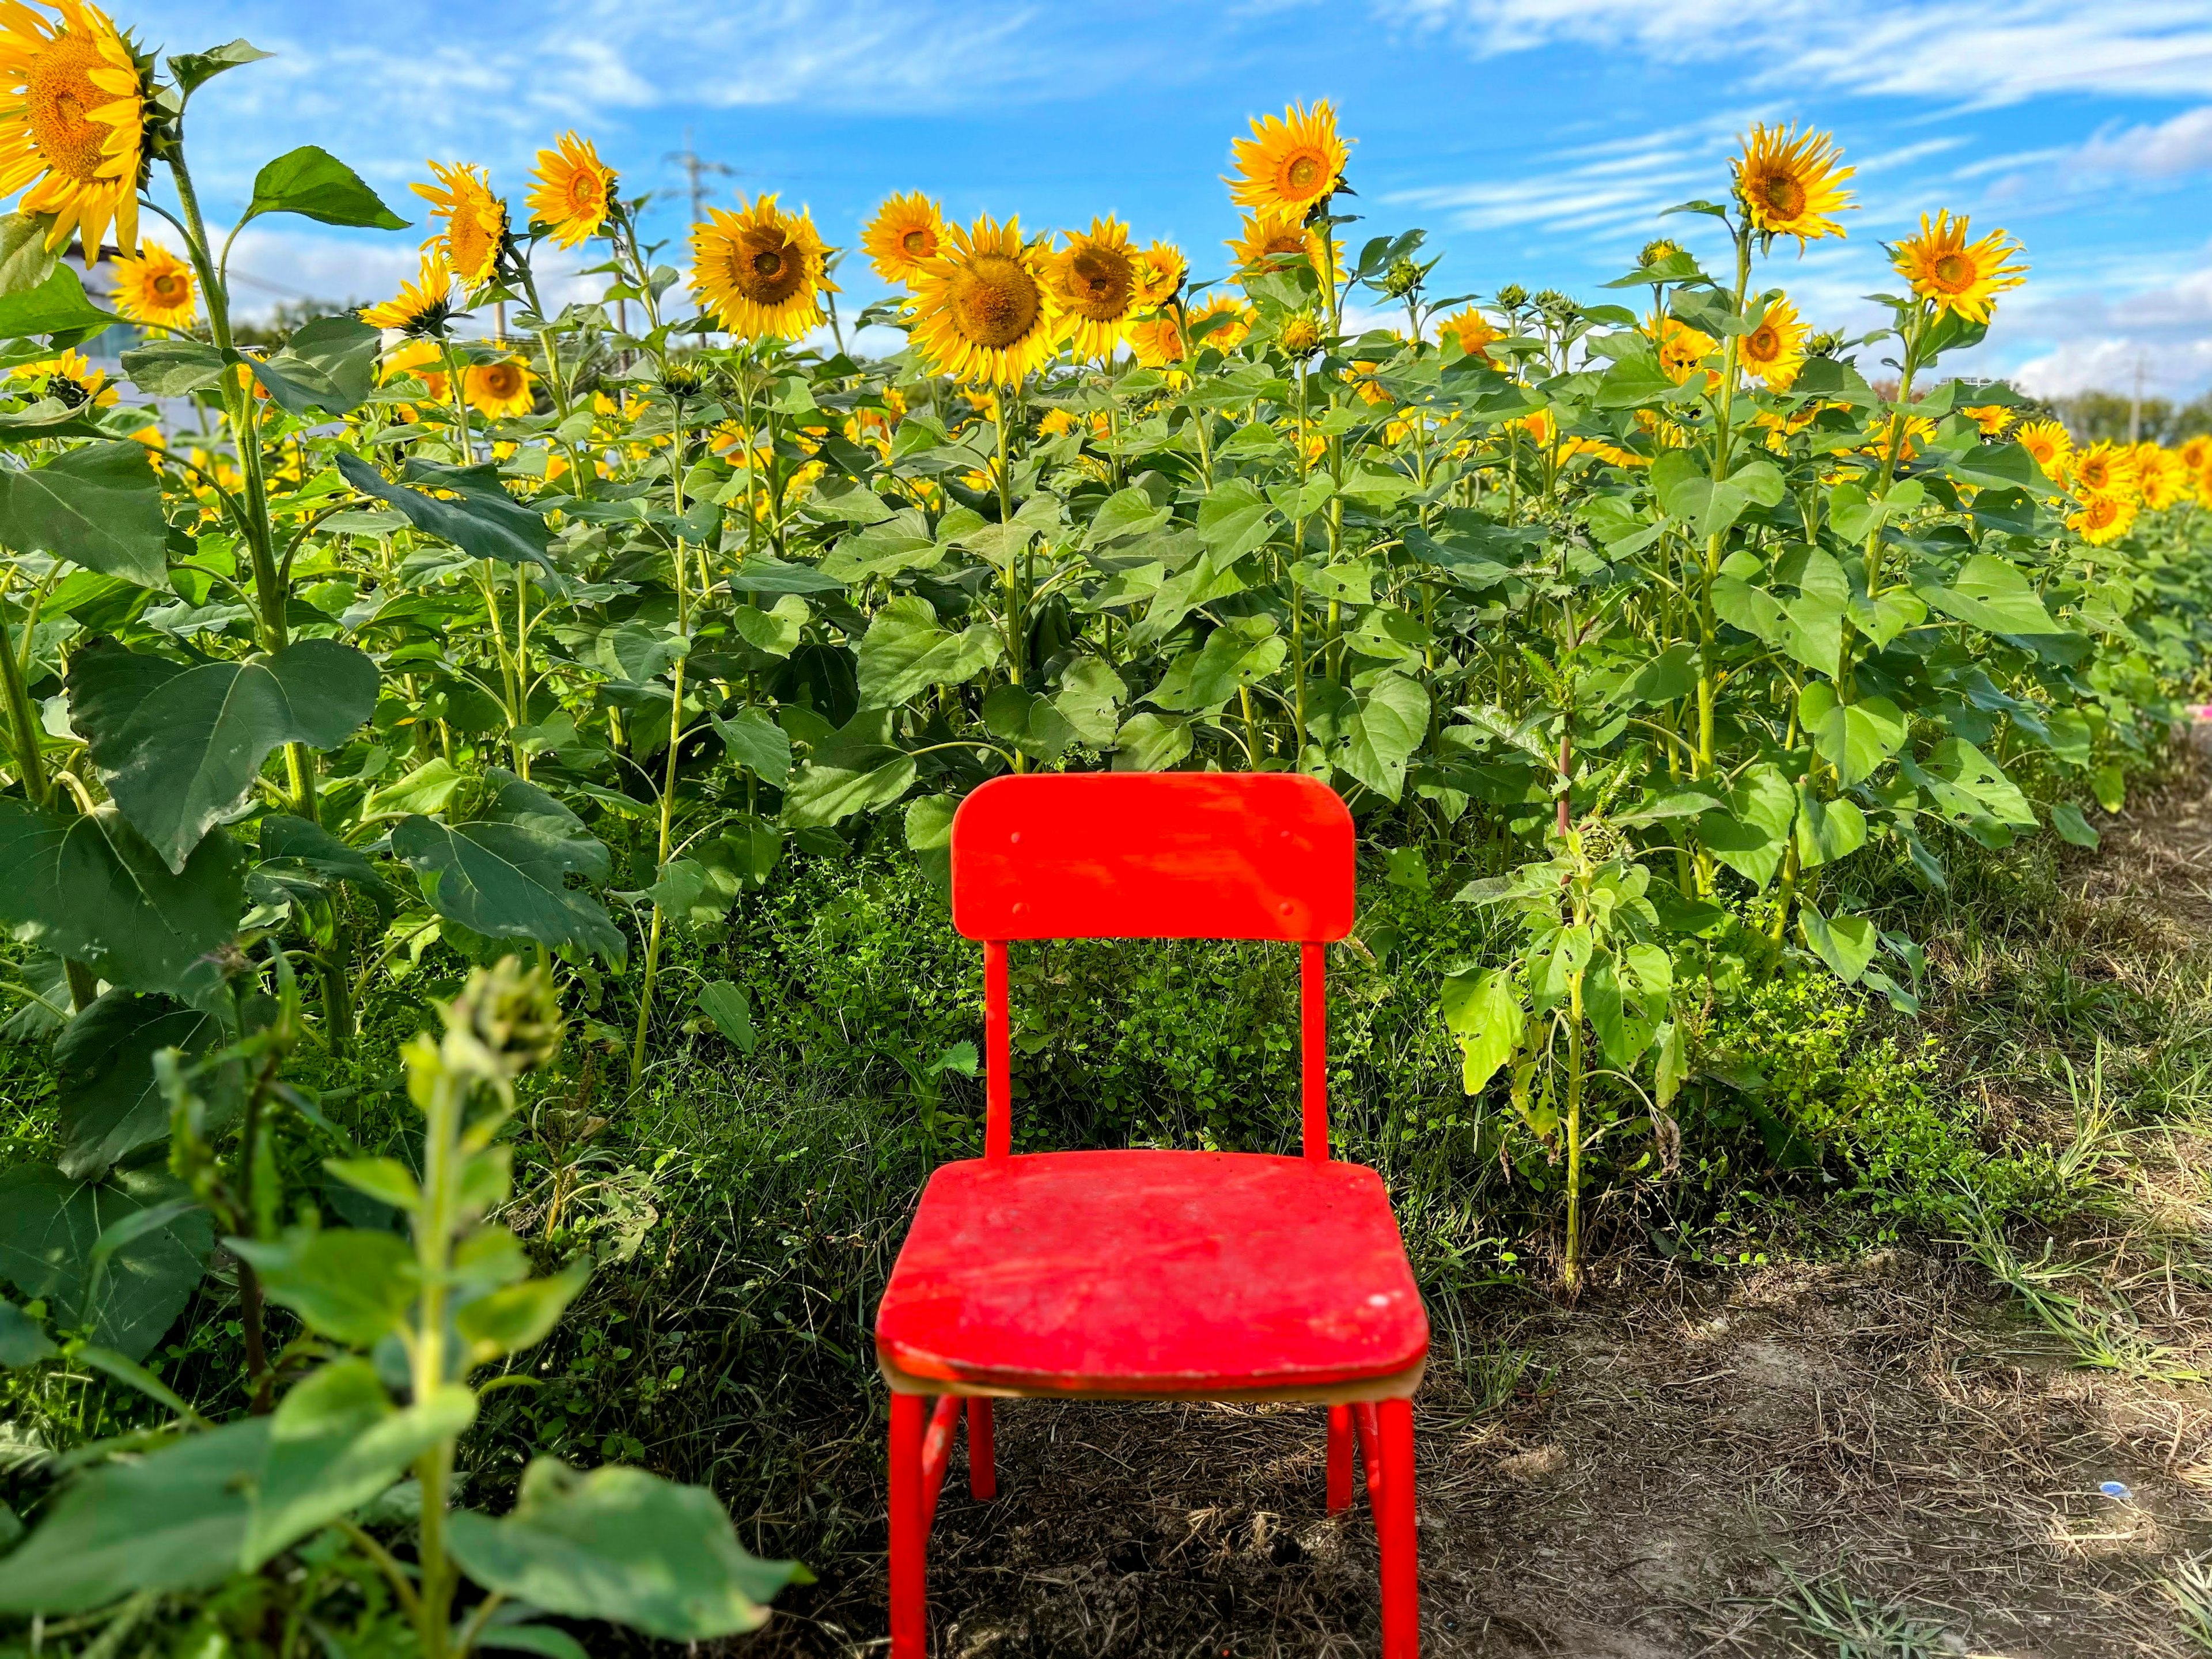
[1,5,2211,1653]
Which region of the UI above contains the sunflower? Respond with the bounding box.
[1891,211,2026,325]
[1134,240,1185,306]
[1961,403,2013,437]
[2069,491,2137,547]
[1345,359,1392,408]
[527,131,615,249]
[1047,216,1142,360]
[861,191,943,287]
[1227,209,1340,286]
[1279,309,1322,357]
[908,213,1060,387]
[1187,291,1253,354]
[2016,418,2071,487]
[414,161,507,289]
[1654,315,1718,387]
[2179,434,2212,475]
[0,1,147,259]
[1227,99,1349,215]
[1127,310,1185,369]
[2070,440,2135,501]
[12,347,112,406]
[692,195,835,340]
[110,239,194,329]
[465,358,535,419]
[362,252,461,336]
[1732,123,1854,247]
[1737,296,1807,391]
[2135,443,2188,511]
[1438,305,1500,362]
[380,338,449,401]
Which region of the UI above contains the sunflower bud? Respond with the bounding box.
[1638,238,1685,270]
[1381,256,1422,298]
[1494,283,1528,312]
[1535,289,1580,324]
[658,361,706,402]
[444,958,565,1083]
[1279,310,1322,355]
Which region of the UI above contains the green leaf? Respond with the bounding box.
[0,1164,211,1360]
[0,1298,54,1366]
[1699,762,1795,891]
[259,815,396,910]
[0,1416,264,1611]
[1195,480,1279,559]
[0,264,119,344]
[1797,683,1907,787]
[250,315,381,416]
[244,146,410,230]
[781,745,915,828]
[249,1366,472,1567]
[1798,904,1876,984]
[1109,711,1193,771]
[1916,553,2059,637]
[70,639,378,872]
[52,991,221,1180]
[456,1263,590,1363]
[1143,626,1284,714]
[478,1628,592,1659]
[1609,642,1697,709]
[0,441,169,590]
[2051,801,2100,849]
[729,595,808,658]
[336,454,550,567]
[0,801,242,1004]
[121,336,229,397]
[709,709,791,787]
[0,212,58,297]
[1793,785,1866,869]
[1780,547,1848,679]
[980,684,1076,762]
[1653,1021,1686,1111]
[231,1227,418,1348]
[855,596,1002,710]
[596,619,685,685]
[324,1157,419,1212]
[370,757,465,817]
[1052,656,1127,748]
[392,770,622,960]
[1440,967,1521,1094]
[1331,672,1429,801]
[168,39,272,96]
[445,1458,802,1639]
[696,982,756,1054]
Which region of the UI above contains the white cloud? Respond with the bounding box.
[1374,1,2212,105]
[1997,262,2212,397]
[2071,105,2212,177]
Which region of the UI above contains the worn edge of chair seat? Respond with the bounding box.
[876,1348,1427,1404]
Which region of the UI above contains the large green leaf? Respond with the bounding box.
[0,1164,211,1359]
[1699,762,1796,890]
[1440,966,1521,1094]
[0,800,241,1003]
[231,1228,420,1349]
[1793,785,1866,869]
[244,146,410,230]
[52,991,222,1179]
[0,440,169,590]
[121,336,229,397]
[1143,626,1284,714]
[1798,903,1877,983]
[709,709,791,787]
[1916,554,2059,637]
[336,454,551,567]
[446,1458,802,1639]
[0,1417,264,1612]
[69,639,378,872]
[250,315,381,416]
[391,770,622,960]
[0,264,119,344]
[1319,672,1429,801]
[854,596,1002,709]
[1797,683,1907,787]
[782,746,915,828]
[0,211,59,297]
[168,39,273,96]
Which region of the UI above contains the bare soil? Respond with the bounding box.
[748,756,2212,1659]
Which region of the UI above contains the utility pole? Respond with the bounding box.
[665,127,736,226]
[2131,353,2147,444]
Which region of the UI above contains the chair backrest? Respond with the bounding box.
[949,773,1354,1162]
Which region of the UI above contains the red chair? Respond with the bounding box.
[874,772,1428,1656]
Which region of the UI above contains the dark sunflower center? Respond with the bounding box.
[1066,245,1134,321]
[48,374,88,408]
[902,228,930,256]
[1747,324,1778,358]
[1931,252,1972,290]
[150,272,185,301]
[485,365,522,397]
[28,39,109,182]
[733,230,805,306]
[1286,154,1321,191]
[1760,172,1805,217]
[951,253,1041,349]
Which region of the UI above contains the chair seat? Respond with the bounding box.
[875,1150,1430,1399]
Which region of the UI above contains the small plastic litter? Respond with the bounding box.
[2099,1480,2134,1501]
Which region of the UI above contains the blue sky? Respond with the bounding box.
[128,0,2212,399]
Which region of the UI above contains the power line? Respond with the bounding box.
[665,127,737,227]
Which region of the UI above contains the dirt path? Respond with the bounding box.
[756,762,2212,1659]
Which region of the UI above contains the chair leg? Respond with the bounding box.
[889,1392,927,1659]
[1326,1403,1354,1514]
[1375,1397,1419,1658]
[968,1398,997,1499]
